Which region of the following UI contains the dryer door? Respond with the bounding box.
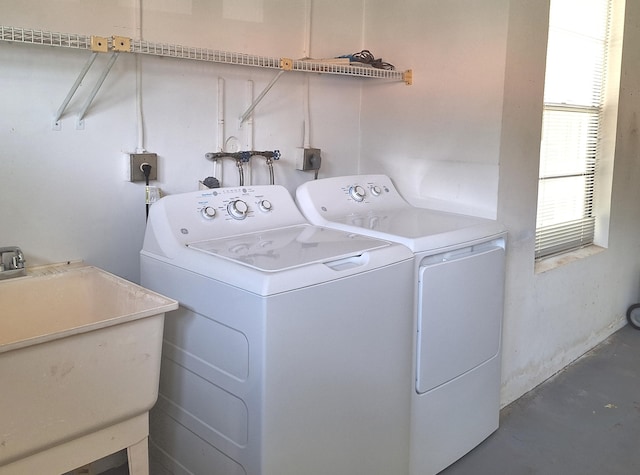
[416,243,505,394]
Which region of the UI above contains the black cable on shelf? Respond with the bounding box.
[337,49,395,70]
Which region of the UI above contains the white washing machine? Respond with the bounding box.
[139,185,414,475]
[295,174,507,475]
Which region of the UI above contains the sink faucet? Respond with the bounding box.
[0,246,26,276]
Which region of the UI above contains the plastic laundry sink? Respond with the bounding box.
[0,263,177,475]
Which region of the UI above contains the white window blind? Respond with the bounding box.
[535,0,611,259]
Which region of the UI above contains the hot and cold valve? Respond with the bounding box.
[204,150,280,186]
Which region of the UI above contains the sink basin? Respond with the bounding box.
[0,264,177,474]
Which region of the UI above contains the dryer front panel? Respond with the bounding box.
[416,244,505,394]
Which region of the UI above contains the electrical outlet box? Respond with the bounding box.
[296,148,321,171]
[129,153,158,182]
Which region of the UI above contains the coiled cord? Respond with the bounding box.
[339,50,395,70]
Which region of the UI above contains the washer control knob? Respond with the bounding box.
[349,185,366,202]
[258,199,273,212]
[201,206,217,219]
[228,199,249,220]
[370,185,382,196]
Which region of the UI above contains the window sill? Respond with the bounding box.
[535,245,606,274]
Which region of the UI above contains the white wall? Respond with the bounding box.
[0,0,365,282]
[360,0,640,406]
[361,0,509,218]
[3,0,640,410]
[497,0,639,405]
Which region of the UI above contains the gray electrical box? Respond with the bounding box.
[130,153,158,182]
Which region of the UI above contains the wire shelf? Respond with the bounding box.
[292,59,404,79]
[0,25,411,84]
[0,26,92,50]
[131,40,282,69]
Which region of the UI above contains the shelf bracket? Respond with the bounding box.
[53,52,99,127]
[403,69,413,86]
[90,35,108,53]
[239,69,285,125]
[112,36,131,52]
[77,52,119,124]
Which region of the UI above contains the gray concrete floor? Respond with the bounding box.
[102,325,640,475]
[441,324,640,475]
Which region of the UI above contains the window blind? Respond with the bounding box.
[535,0,611,259]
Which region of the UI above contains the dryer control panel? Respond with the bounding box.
[296,174,506,253]
[297,174,409,217]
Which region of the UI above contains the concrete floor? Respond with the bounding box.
[101,325,640,475]
[441,324,640,475]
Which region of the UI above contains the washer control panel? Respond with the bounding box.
[195,187,278,223]
[152,185,307,244]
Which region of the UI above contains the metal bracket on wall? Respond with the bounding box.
[53,51,98,129]
[238,57,296,125]
[76,52,119,128]
[51,50,119,130]
[239,70,285,125]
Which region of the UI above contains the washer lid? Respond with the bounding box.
[329,207,505,252]
[187,224,389,272]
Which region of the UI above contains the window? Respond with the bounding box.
[535,0,612,259]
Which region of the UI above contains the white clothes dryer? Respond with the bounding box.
[296,174,507,475]
[140,185,414,475]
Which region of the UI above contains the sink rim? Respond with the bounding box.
[0,263,177,354]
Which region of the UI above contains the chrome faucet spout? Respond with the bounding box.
[0,247,27,279]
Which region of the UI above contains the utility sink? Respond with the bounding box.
[0,263,177,475]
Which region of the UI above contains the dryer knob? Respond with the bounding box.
[228,199,249,220]
[370,185,382,196]
[201,206,216,219]
[349,185,366,202]
[259,199,273,212]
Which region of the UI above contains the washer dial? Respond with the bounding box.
[258,199,273,212]
[201,206,216,219]
[227,199,249,220]
[370,185,382,196]
[349,185,366,202]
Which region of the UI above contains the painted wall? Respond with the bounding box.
[1,0,365,282]
[361,0,508,219]
[361,0,640,406]
[3,0,640,412]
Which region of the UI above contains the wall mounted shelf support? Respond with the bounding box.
[54,51,98,125]
[240,70,285,125]
[77,52,119,123]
